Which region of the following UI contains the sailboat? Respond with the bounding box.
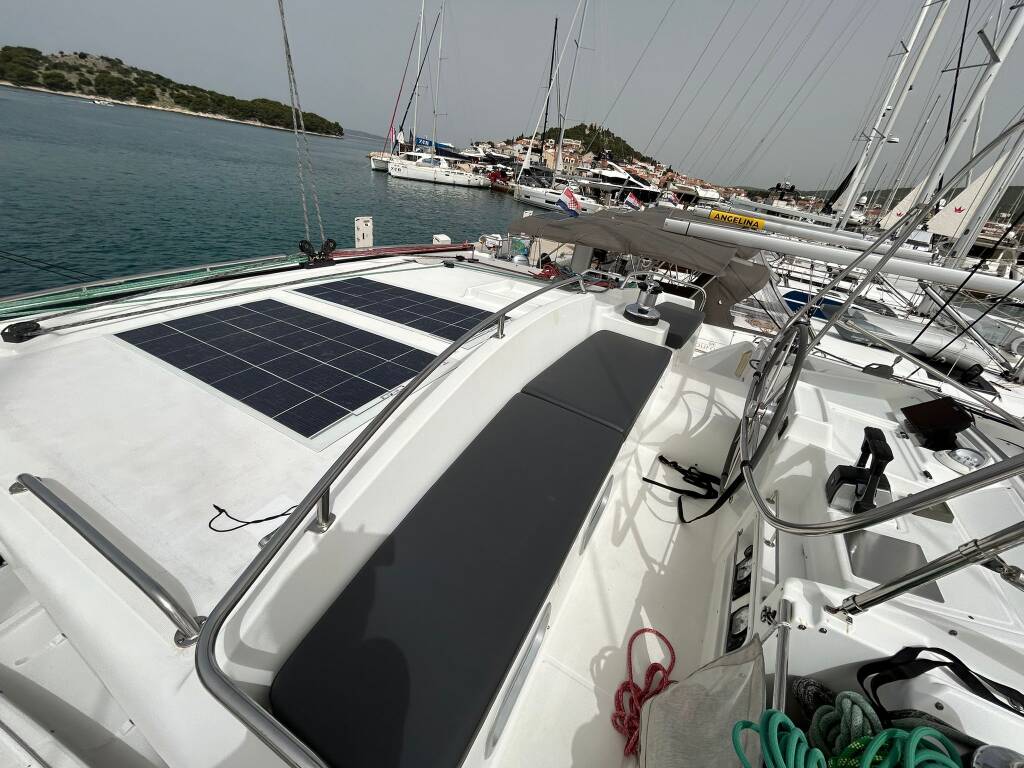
[387,1,490,189]
[513,1,604,215]
[369,2,428,172]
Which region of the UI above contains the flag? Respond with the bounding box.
[557,187,581,217]
[388,125,396,148]
[624,191,642,210]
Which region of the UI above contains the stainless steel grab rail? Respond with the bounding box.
[196,275,588,768]
[11,474,204,647]
[731,119,1024,539]
[836,317,1024,431]
[826,520,1024,619]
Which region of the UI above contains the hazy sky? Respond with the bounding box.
[3,0,1023,189]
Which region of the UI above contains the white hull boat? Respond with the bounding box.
[513,183,603,214]
[388,155,490,187]
[368,151,393,171]
[3,209,1024,768]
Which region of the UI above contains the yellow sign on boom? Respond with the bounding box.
[709,209,765,231]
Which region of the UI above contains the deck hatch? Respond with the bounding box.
[295,277,493,340]
[116,299,435,437]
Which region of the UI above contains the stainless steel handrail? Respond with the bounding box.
[836,317,1024,431]
[826,519,1024,618]
[11,474,204,647]
[730,119,1024,538]
[196,275,588,768]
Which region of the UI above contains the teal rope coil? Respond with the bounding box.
[733,710,963,768]
[733,710,828,768]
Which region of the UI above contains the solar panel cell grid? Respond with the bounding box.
[117,299,434,438]
[294,277,494,340]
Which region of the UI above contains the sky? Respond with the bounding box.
[3,0,1023,190]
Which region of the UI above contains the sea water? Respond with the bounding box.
[0,85,524,297]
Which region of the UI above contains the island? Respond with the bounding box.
[0,46,343,137]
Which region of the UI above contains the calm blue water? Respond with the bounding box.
[0,85,523,297]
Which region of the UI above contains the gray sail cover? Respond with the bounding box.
[508,208,771,327]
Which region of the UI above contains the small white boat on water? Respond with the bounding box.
[513,182,603,214]
[388,153,490,188]
[368,151,393,172]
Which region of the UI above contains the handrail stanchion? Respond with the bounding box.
[309,491,334,534]
[11,474,204,647]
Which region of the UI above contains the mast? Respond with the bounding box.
[941,0,973,191]
[541,18,558,152]
[843,0,950,227]
[915,5,1024,207]
[967,1,1004,186]
[395,12,441,146]
[553,0,589,187]
[835,0,939,228]
[515,0,585,185]
[431,0,445,156]
[383,20,420,154]
[947,130,1024,266]
[412,0,425,149]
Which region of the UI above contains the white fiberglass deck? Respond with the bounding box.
[0,259,554,612]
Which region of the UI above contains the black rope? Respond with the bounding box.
[0,247,101,282]
[920,203,1024,365]
[208,503,296,533]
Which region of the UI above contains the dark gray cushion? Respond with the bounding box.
[270,393,622,768]
[657,302,705,349]
[522,330,670,434]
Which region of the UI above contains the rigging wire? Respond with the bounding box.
[652,2,759,161]
[677,0,791,174]
[831,0,918,189]
[730,0,848,182]
[276,0,325,245]
[382,19,420,152]
[893,0,996,198]
[704,0,809,180]
[640,0,738,157]
[718,0,835,184]
[735,0,883,182]
[579,0,678,160]
[918,202,1024,365]
[940,0,974,191]
[0,248,101,282]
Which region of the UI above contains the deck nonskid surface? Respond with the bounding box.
[493,449,719,768]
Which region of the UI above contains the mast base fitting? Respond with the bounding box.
[623,303,661,326]
[1,321,41,344]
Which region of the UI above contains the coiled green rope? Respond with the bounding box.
[733,710,963,768]
[810,691,884,757]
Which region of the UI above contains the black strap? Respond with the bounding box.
[858,646,1024,726]
[642,455,720,524]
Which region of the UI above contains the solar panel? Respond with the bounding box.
[116,299,437,438]
[294,277,494,340]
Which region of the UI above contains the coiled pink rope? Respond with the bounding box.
[611,627,676,756]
